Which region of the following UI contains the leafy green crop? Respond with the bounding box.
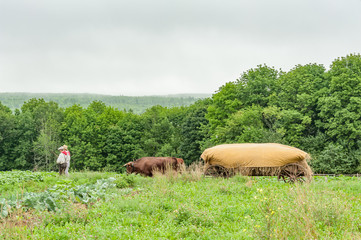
[0,177,117,218]
[0,170,57,185]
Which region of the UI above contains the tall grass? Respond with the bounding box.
[1,171,360,239]
[153,161,204,182]
[254,183,361,239]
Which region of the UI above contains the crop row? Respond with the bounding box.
[0,177,129,218]
[0,170,57,185]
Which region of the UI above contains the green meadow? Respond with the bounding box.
[1,170,361,240]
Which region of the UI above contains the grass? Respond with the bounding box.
[1,170,361,239]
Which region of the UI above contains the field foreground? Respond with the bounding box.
[1,170,361,239]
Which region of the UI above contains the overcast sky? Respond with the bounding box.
[1,0,360,96]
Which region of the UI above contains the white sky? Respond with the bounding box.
[0,0,360,96]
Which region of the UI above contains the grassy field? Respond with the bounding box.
[1,169,361,239]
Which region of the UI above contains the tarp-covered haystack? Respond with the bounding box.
[201,143,313,182]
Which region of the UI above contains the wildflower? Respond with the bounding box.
[243,229,247,232]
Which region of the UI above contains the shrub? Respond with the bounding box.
[311,143,360,174]
[114,174,136,189]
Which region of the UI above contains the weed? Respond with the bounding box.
[1,171,361,239]
[114,174,136,188]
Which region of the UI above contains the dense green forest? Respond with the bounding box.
[1,54,361,174]
[0,93,210,114]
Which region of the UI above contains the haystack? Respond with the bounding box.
[201,143,313,179]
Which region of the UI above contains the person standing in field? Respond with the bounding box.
[63,145,71,176]
[56,146,68,175]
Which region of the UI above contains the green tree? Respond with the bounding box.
[33,118,61,171]
[60,104,87,170]
[213,105,265,144]
[61,101,125,170]
[104,113,144,171]
[141,106,176,156]
[0,102,19,170]
[13,98,64,170]
[311,142,361,174]
[275,109,312,147]
[273,64,327,136]
[236,64,279,107]
[179,99,210,164]
[206,82,242,133]
[318,54,361,147]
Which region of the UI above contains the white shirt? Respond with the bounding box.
[56,153,66,164]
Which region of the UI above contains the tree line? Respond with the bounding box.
[1,54,361,174]
[0,93,209,114]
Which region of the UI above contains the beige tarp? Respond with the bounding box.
[201,143,310,168]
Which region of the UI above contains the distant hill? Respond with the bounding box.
[0,92,212,114]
